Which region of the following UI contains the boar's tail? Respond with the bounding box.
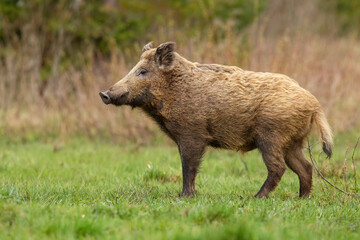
[313,110,333,158]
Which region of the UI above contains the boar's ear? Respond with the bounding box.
[142,41,153,52]
[155,42,176,71]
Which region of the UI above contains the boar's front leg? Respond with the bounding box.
[177,137,206,197]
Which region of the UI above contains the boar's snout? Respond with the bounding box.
[99,90,111,104]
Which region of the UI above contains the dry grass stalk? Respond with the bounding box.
[307,138,358,198]
[343,148,350,192]
[351,137,359,192]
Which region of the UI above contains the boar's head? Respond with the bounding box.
[99,41,176,108]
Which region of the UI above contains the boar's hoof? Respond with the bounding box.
[300,193,311,199]
[254,192,269,199]
[180,190,196,198]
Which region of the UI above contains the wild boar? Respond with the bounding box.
[99,41,332,198]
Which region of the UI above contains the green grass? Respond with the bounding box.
[0,132,360,240]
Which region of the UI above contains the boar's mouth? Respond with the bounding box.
[99,91,129,106]
[99,88,154,109]
[110,92,130,106]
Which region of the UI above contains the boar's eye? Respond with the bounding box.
[136,68,148,77]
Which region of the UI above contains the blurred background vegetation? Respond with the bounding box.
[0,0,359,143]
[0,0,266,69]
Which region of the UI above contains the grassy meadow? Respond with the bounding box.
[0,130,359,239]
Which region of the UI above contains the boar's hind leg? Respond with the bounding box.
[285,141,313,198]
[178,138,206,197]
[255,142,286,198]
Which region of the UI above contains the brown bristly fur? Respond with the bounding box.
[101,42,333,198]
